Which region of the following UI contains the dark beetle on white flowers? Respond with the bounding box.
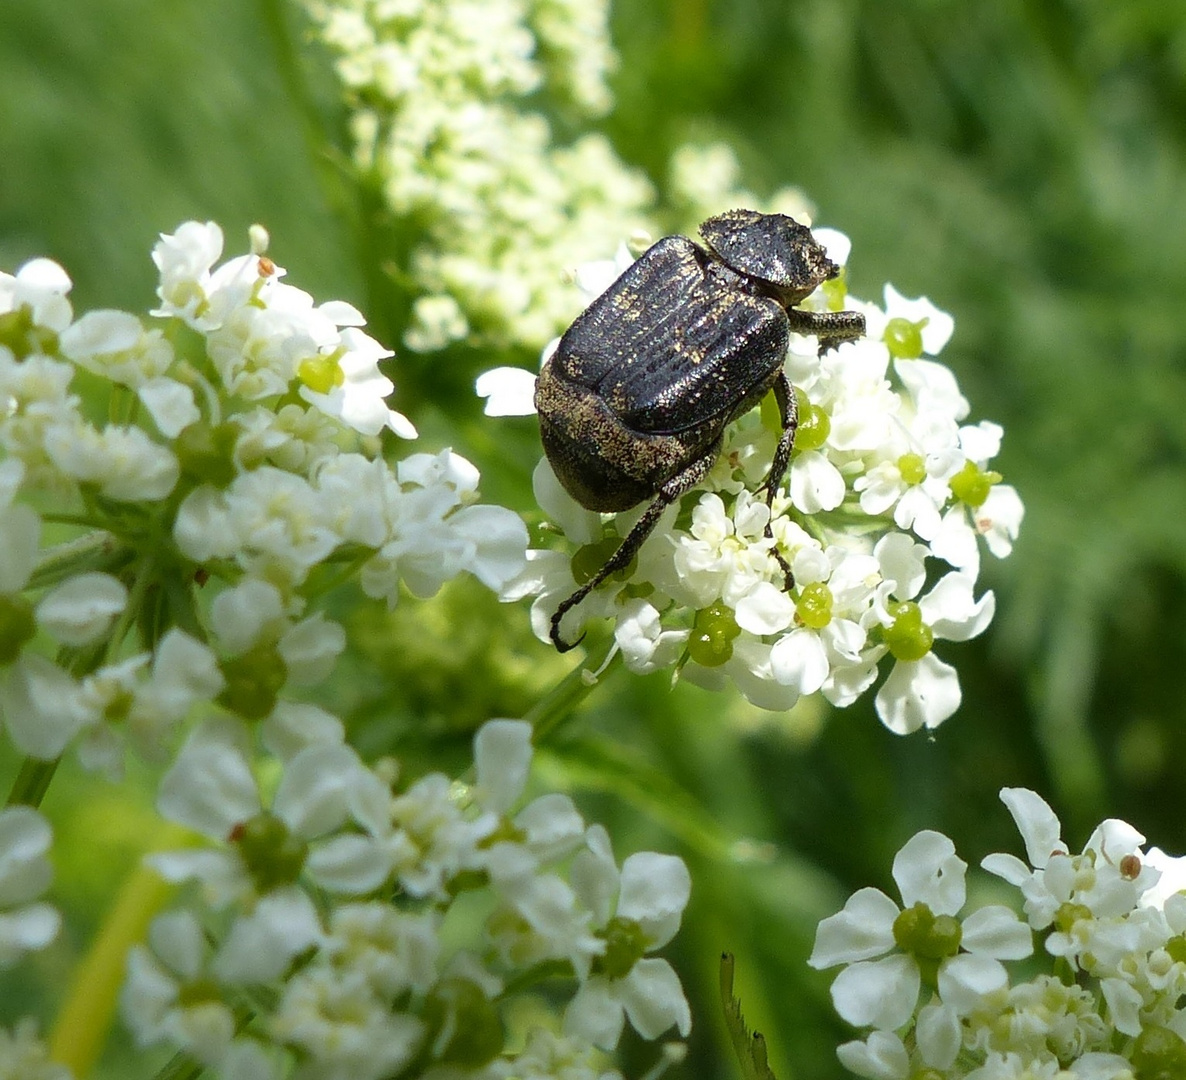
[536,209,866,651]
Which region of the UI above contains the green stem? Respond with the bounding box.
[106,553,157,657]
[49,854,178,1077]
[148,1004,254,1080]
[6,756,60,808]
[498,958,573,1000]
[522,637,621,745]
[27,529,128,590]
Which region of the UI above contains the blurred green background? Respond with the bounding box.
[3,1,1186,1077]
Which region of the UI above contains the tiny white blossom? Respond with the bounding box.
[810,830,1031,1030]
[563,828,692,1049]
[34,571,127,646]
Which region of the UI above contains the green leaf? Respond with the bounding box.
[720,952,779,1080]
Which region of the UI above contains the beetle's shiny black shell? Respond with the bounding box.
[551,235,789,436]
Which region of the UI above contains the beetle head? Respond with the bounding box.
[699,209,838,306]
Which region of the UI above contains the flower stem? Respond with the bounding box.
[6,756,59,808]
[522,638,621,745]
[49,852,178,1077]
[27,529,128,590]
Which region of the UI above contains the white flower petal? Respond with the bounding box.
[836,1031,910,1080]
[475,366,539,416]
[564,976,624,1051]
[0,503,40,594]
[892,830,966,915]
[997,788,1065,869]
[617,853,690,949]
[916,1000,961,1069]
[919,573,995,642]
[734,582,796,635]
[769,628,830,694]
[157,723,260,838]
[274,743,365,838]
[960,904,1033,960]
[936,953,1007,1014]
[474,719,533,815]
[809,887,899,967]
[875,654,962,735]
[619,957,692,1040]
[830,953,920,1030]
[139,377,200,438]
[35,572,127,647]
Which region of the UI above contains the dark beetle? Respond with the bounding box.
[536,209,866,651]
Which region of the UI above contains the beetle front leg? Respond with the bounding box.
[761,371,797,591]
[550,448,719,653]
[785,308,865,355]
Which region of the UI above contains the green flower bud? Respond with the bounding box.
[897,452,927,486]
[597,916,648,979]
[571,536,635,585]
[893,902,962,960]
[948,460,1002,508]
[298,351,346,395]
[884,316,927,360]
[218,642,287,720]
[1131,1024,1186,1080]
[1053,901,1092,934]
[1165,934,1186,965]
[0,594,36,665]
[231,811,308,893]
[176,420,239,488]
[688,603,741,667]
[0,306,57,360]
[795,581,833,629]
[796,400,831,452]
[884,601,934,662]
[422,977,503,1068]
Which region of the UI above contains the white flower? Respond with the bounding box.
[869,569,997,734]
[563,828,692,1049]
[43,418,179,501]
[73,629,223,778]
[151,220,226,326]
[0,806,60,966]
[0,653,90,759]
[810,830,1031,1030]
[297,326,417,439]
[34,572,127,646]
[151,719,384,907]
[0,258,73,333]
[59,311,199,437]
[0,1020,73,1080]
[269,964,425,1080]
[122,909,236,1065]
[982,788,1159,960]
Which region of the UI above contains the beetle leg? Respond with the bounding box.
[762,371,797,591]
[785,309,865,355]
[550,447,720,652]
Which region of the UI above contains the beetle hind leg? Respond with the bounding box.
[550,447,720,652]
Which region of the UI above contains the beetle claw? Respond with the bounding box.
[550,606,586,653]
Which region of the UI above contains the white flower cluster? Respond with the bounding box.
[487,231,1023,733]
[301,0,656,352]
[810,788,1186,1080]
[0,222,527,775]
[124,718,692,1079]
